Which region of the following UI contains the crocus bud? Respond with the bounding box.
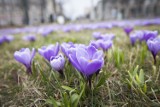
[50,54,65,76]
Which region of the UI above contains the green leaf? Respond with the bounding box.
[126,79,133,87]
[128,70,133,81]
[135,74,140,85]
[143,83,147,93]
[37,63,48,82]
[139,69,144,84]
[31,60,37,77]
[62,92,70,106]
[46,97,61,107]
[96,74,106,88]
[152,65,156,76]
[71,93,79,107]
[133,65,139,76]
[62,85,75,91]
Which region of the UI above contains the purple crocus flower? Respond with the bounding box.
[38,43,59,61]
[14,48,36,74]
[0,35,14,44]
[143,30,158,41]
[147,37,160,64]
[22,35,36,41]
[123,26,133,36]
[98,40,112,51]
[129,31,144,45]
[50,54,65,76]
[100,33,115,41]
[130,33,138,46]
[68,44,104,79]
[92,32,101,39]
[4,35,14,43]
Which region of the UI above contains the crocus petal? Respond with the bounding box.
[86,45,97,59]
[14,48,35,70]
[85,60,102,76]
[76,47,89,59]
[31,48,36,60]
[14,52,29,67]
[93,50,103,60]
[77,57,88,73]
[68,49,82,72]
[54,42,60,55]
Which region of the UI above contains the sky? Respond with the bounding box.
[57,0,100,20]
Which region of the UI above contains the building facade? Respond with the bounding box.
[91,0,160,21]
[0,0,62,26]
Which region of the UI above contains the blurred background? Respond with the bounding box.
[0,0,160,27]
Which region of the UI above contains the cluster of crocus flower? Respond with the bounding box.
[129,30,159,64]
[147,37,160,64]
[129,30,158,45]
[12,18,160,88]
[91,32,114,51]
[1,18,160,37]
[14,42,104,88]
[1,18,160,44]
[0,35,14,45]
[38,43,66,76]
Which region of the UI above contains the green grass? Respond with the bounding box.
[0,25,160,106]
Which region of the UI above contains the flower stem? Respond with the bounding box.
[87,75,92,89]
[96,69,100,76]
[153,56,157,65]
[26,67,32,75]
[152,53,157,65]
[59,70,64,78]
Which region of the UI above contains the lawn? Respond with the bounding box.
[0,23,160,107]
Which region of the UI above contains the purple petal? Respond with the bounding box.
[85,60,102,76]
